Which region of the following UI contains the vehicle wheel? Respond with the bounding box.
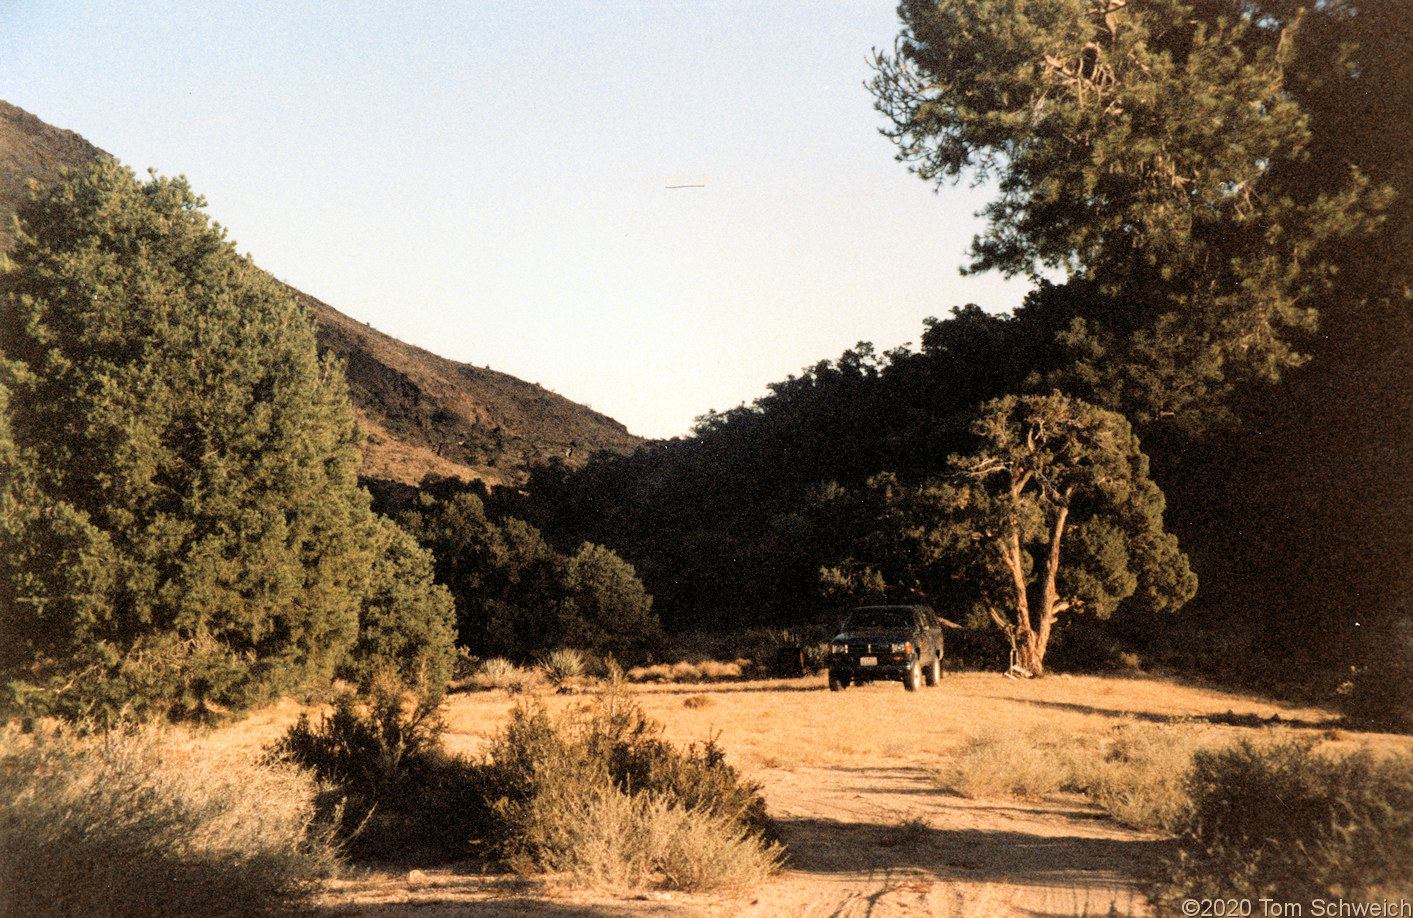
[828,670,848,691]
[924,654,940,687]
[903,659,920,692]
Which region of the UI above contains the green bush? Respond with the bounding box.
[396,490,663,665]
[1154,741,1413,908]
[0,725,338,918]
[0,159,457,721]
[268,674,491,861]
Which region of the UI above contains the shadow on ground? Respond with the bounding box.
[1009,697,1341,730]
[774,814,1173,888]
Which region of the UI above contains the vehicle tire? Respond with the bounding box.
[924,654,940,687]
[828,669,847,691]
[903,659,920,692]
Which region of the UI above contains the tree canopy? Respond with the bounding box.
[396,486,662,664]
[0,159,453,718]
[823,394,1193,675]
[871,0,1378,421]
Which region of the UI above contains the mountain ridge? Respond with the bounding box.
[0,100,642,488]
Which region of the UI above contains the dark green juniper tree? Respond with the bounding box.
[397,488,662,664]
[0,159,453,718]
[825,394,1194,675]
[950,394,1194,674]
[870,0,1377,423]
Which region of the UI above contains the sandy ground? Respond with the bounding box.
[284,671,1392,918]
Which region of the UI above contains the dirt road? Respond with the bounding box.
[318,757,1161,917]
[308,673,1354,918]
[738,761,1161,918]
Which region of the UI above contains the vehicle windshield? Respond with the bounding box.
[843,608,912,631]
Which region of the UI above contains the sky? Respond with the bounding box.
[4,1,1029,440]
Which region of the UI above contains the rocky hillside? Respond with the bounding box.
[0,100,642,487]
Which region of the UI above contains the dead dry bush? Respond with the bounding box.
[626,659,746,684]
[0,725,338,918]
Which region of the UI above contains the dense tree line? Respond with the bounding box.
[521,0,1413,693]
[392,479,662,665]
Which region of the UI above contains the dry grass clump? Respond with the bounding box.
[626,659,745,683]
[482,693,782,890]
[1074,723,1212,831]
[504,784,780,890]
[470,657,544,693]
[0,725,338,918]
[939,720,1220,831]
[939,724,1071,799]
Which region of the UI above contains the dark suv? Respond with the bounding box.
[827,604,944,692]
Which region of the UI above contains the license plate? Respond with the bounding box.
[859,656,878,667]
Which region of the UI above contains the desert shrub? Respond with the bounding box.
[479,693,780,889]
[541,647,586,686]
[1154,741,1413,908]
[268,675,491,861]
[940,726,1067,799]
[0,725,338,918]
[1072,723,1213,832]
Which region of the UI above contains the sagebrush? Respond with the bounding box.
[268,675,491,861]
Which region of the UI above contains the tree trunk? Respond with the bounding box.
[1026,489,1073,678]
[1015,628,1046,676]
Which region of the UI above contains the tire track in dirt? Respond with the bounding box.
[732,762,1163,918]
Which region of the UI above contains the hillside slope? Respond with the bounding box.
[0,100,641,487]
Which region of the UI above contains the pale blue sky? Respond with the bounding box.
[4,1,1027,439]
